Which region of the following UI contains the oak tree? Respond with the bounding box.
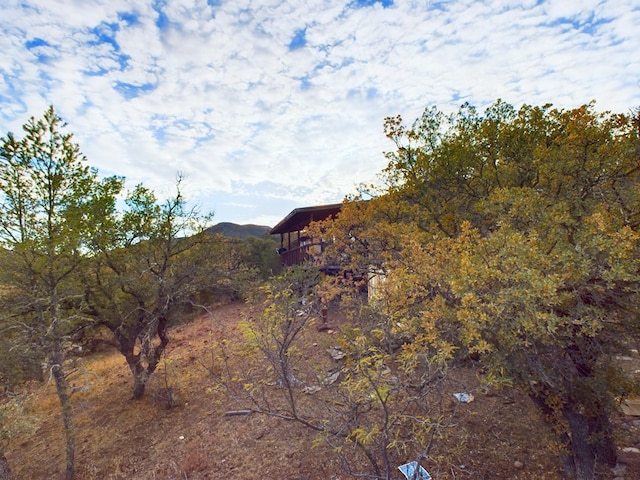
[321,101,640,479]
[84,179,213,399]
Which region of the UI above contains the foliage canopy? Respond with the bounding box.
[317,100,640,479]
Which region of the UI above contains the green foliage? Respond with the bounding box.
[0,106,123,480]
[0,395,39,452]
[0,108,123,362]
[243,235,282,279]
[0,330,44,387]
[330,319,450,477]
[84,177,213,399]
[197,233,280,302]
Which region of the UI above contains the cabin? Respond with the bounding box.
[270,203,342,272]
[271,202,382,305]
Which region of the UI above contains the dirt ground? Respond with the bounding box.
[5,302,640,479]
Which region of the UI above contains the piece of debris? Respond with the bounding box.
[303,385,322,394]
[453,392,474,403]
[223,409,253,416]
[514,460,524,469]
[326,346,346,360]
[398,461,431,480]
[621,397,640,416]
[322,369,342,386]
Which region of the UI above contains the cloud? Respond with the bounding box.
[1,0,639,226]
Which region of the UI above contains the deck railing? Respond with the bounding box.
[278,242,325,267]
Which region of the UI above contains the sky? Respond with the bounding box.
[1,0,639,228]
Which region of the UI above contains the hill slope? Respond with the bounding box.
[4,302,640,479]
[205,222,271,240]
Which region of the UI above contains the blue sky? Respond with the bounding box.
[1,0,639,227]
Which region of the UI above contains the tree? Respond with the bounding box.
[194,233,278,303]
[0,106,124,480]
[321,101,640,479]
[227,266,453,479]
[243,234,282,279]
[84,179,213,399]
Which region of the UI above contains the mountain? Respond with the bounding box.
[205,222,272,240]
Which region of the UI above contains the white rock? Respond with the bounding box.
[326,346,346,360]
[622,447,640,454]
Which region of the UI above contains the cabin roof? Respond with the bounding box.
[270,203,342,235]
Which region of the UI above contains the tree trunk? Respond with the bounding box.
[562,402,618,480]
[531,394,617,480]
[131,369,149,400]
[121,352,148,400]
[113,318,170,400]
[51,359,75,480]
[0,452,11,480]
[590,410,617,467]
[561,405,595,480]
[112,327,148,400]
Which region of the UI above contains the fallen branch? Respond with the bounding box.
[223,409,253,416]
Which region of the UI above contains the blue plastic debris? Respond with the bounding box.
[398,461,432,480]
[453,392,474,403]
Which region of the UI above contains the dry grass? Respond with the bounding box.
[4,302,640,479]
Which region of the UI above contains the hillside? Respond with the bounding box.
[205,222,271,240]
[4,302,640,479]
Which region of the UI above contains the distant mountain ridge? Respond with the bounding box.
[205,222,272,240]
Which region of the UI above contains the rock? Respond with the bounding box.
[326,346,346,360]
[514,460,524,469]
[611,464,627,477]
[322,369,342,385]
[303,385,322,394]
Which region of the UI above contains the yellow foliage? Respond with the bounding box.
[312,100,640,475]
